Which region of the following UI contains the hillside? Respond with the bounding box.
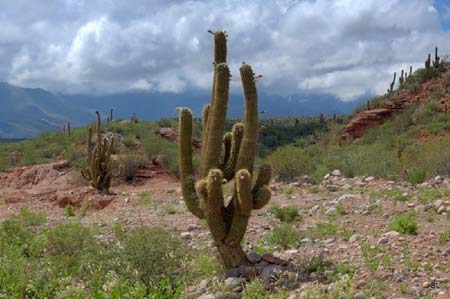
[0,82,92,138]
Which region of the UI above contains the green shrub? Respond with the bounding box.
[266,146,315,180]
[267,223,301,249]
[439,229,450,245]
[407,169,427,184]
[120,227,188,288]
[389,212,418,235]
[120,153,147,181]
[141,134,178,173]
[64,204,75,217]
[269,205,302,223]
[41,222,100,274]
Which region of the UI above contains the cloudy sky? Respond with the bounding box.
[1,0,450,101]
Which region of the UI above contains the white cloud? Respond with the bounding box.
[1,0,449,100]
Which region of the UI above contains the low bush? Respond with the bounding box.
[269,205,302,223]
[120,227,188,288]
[267,223,301,249]
[0,210,191,298]
[389,212,418,235]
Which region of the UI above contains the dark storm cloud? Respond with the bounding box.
[1,0,449,100]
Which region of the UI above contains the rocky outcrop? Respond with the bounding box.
[342,76,448,139]
[342,108,394,139]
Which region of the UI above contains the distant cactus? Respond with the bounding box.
[67,122,71,137]
[425,53,431,70]
[388,72,396,93]
[110,108,113,122]
[130,113,138,124]
[433,47,440,68]
[178,31,272,268]
[399,70,405,89]
[409,66,413,77]
[81,111,122,194]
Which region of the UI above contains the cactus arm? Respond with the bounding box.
[200,104,210,175]
[252,163,272,193]
[234,169,253,217]
[211,30,227,64]
[179,108,205,219]
[225,213,249,247]
[206,169,227,241]
[221,132,232,166]
[201,63,231,177]
[236,64,259,174]
[220,123,244,181]
[253,187,271,209]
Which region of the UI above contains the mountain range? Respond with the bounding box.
[0,82,365,138]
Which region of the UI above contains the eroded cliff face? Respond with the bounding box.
[343,76,450,139]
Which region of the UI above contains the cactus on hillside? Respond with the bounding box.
[388,72,396,93]
[399,70,405,88]
[425,53,431,70]
[433,47,440,68]
[81,111,122,194]
[178,31,272,269]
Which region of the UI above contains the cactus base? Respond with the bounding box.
[217,243,250,269]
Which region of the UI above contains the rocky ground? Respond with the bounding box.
[0,163,449,298]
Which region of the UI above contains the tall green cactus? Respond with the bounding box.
[81,111,122,194]
[178,31,272,269]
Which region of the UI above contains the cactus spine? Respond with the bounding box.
[178,31,272,269]
[81,111,122,194]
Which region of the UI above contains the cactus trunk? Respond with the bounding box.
[178,31,272,269]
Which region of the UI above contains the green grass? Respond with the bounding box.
[439,228,450,245]
[389,212,419,235]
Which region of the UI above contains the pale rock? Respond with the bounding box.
[349,234,362,243]
[415,204,426,213]
[325,207,337,215]
[342,184,352,190]
[224,277,246,287]
[364,176,375,182]
[180,232,193,240]
[331,169,342,177]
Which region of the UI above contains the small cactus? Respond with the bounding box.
[81,111,122,194]
[178,31,272,269]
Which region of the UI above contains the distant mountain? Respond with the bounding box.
[0,82,365,138]
[0,82,92,138]
[62,90,365,121]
